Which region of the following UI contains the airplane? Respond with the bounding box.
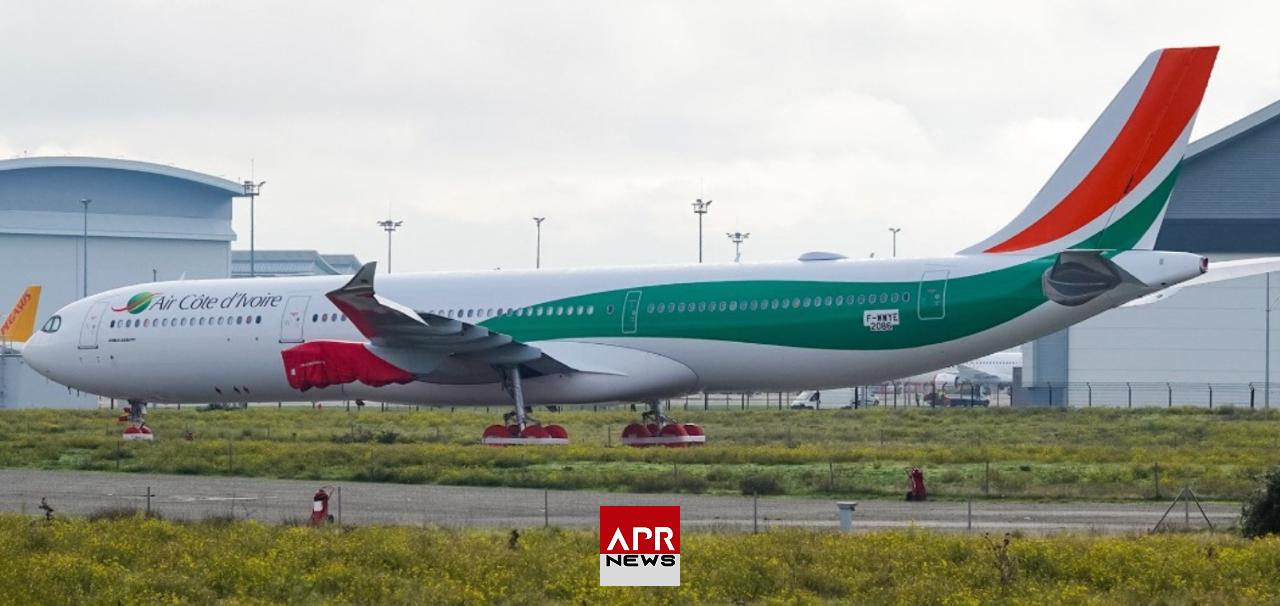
[792,349,1022,408]
[24,46,1262,446]
[0,285,41,353]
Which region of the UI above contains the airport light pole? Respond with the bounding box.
[242,180,265,277]
[1268,272,1277,410]
[80,198,91,297]
[726,231,749,263]
[377,219,404,273]
[692,199,712,263]
[532,217,546,269]
[889,227,901,258]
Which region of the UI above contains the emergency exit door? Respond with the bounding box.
[279,295,310,343]
[917,270,949,320]
[621,290,642,334]
[77,301,110,349]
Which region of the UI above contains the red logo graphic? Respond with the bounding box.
[599,505,680,586]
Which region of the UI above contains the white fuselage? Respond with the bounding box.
[22,251,1201,406]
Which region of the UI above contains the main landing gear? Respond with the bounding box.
[119,400,154,441]
[481,367,569,446]
[621,401,705,447]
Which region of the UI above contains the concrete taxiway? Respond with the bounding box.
[0,469,1237,533]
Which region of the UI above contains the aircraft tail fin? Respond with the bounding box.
[960,46,1218,255]
[0,285,41,344]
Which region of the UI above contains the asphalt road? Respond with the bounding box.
[0,469,1239,533]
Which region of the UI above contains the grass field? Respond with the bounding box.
[1,406,1277,501]
[2,513,1278,605]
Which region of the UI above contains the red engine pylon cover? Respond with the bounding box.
[281,341,415,391]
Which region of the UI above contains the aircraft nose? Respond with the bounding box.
[20,318,61,379]
[22,331,51,375]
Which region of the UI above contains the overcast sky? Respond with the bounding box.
[2,1,1277,273]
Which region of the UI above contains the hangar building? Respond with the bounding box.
[231,250,362,277]
[0,156,245,408]
[1021,100,1280,407]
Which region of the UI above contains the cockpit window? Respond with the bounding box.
[41,315,62,333]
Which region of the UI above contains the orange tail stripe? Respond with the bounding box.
[986,46,1217,252]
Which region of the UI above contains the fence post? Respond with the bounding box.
[1087,383,1092,408]
[1047,382,1053,407]
[1208,384,1213,409]
[829,461,835,493]
[1127,382,1132,409]
[1251,384,1256,410]
[544,489,549,528]
[753,492,759,534]
[703,393,708,411]
[983,460,990,496]
[1167,383,1172,408]
[1154,462,1161,499]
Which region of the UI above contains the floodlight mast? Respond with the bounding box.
[889,227,902,258]
[242,180,266,277]
[80,198,92,297]
[377,219,404,273]
[692,199,712,263]
[726,231,750,263]
[533,217,546,269]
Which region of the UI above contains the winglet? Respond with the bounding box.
[1,285,41,343]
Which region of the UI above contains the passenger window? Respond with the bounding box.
[236,316,243,325]
[729,301,738,311]
[824,296,833,306]
[645,304,654,314]
[781,299,791,309]
[791,298,801,308]
[891,292,899,303]
[880,293,889,303]
[556,306,564,316]
[587,305,595,315]
[802,297,812,308]
[718,301,727,311]
[903,292,911,302]
[857,295,866,305]
[606,305,615,315]
[697,302,707,312]
[835,296,844,306]
[749,300,759,311]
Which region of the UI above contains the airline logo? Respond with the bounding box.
[112,292,159,314]
[599,506,680,586]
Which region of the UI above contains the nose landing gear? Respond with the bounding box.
[121,400,154,441]
[621,401,705,447]
[480,367,568,446]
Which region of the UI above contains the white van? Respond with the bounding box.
[790,388,879,409]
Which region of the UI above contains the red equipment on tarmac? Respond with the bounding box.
[906,467,927,501]
[311,487,334,525]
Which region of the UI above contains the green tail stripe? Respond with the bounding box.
[1070,163,1181,251]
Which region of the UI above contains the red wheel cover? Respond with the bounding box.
[659,423,689,448]
[483,424,513,444]
[544,424,569,440]
[520,425,550,439]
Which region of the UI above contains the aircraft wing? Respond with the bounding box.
[954,364,1008,384]
[1123,257,1280,307]
[282,262,575,390]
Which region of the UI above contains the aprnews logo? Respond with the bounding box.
[599,505,680,586]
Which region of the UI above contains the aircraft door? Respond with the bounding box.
[279,295,311,343]
[918,270,949,320]
[77,300,110,349]
[621,290,642,334]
